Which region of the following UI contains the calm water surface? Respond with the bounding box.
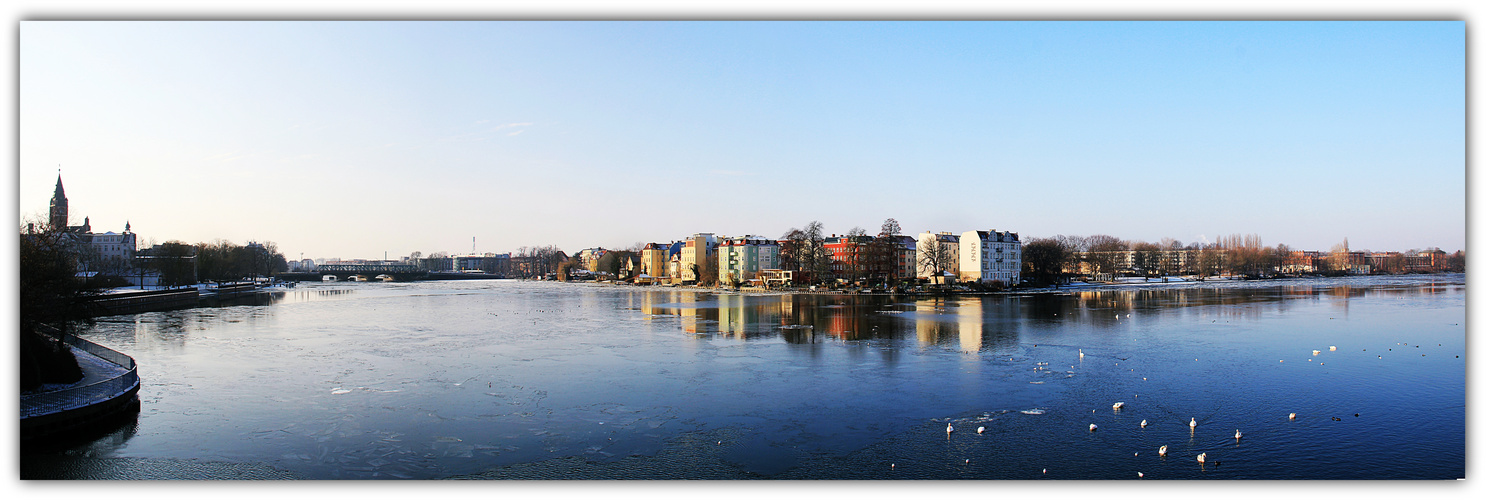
[25,275,1465,479]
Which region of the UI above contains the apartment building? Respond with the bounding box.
[916,231,960,283]
[679,233,717,283]
[960,230,1021,284]
[717,236,780,285]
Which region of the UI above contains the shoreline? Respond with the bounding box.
[548,272,1464,297]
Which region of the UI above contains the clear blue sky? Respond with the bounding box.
[19,20,1464,259]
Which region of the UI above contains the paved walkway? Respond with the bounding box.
[21,345,132,418]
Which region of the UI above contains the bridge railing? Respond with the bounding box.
[317,264,422,273]
[22,324,140,419]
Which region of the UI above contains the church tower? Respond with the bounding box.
[49,174,68,231]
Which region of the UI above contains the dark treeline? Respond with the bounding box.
[137,239,290,285]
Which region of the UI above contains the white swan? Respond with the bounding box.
[1089,423,1098,431]
[1197,452,1207,464]
[1313,350,1321,356]
[977,426,985,434]
[1289,413,1297,420]
[1329,346,1337,351]
[1112,402,1125,410]
[946,422,954,434]
[1137,471,1144,478]
[1158,445,1167,456]
[1141,419,1148,428]
[1234,429,1242,440]
[1190,417,1198,429]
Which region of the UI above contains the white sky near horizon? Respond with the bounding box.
[16,19,1465,260]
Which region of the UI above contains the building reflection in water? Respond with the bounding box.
[629,278,1462,355]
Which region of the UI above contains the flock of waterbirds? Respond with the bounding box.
[917,340,1404,480]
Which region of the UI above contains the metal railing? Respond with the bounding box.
[21,325,140,419]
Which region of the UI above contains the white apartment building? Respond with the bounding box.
[959,229,1021,285]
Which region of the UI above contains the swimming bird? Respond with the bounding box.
[1190,417,1198,429]
[1141,419,1148,428]
[1079,349,1085,358]
[1197,453,1207,464]
[1289,413,1297,420]
[1138,471,1144,478]
[946,423,954,434]
[1332,417,1342,421]
[1313,350,1321,356]
[1234,429,1242,440]
[1158,445,1168,457]
[1330,346,1337,351]
[977,426,985,434]
[1090,423,1098,431]
[1113,402,1125,410]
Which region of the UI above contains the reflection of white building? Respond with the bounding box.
[957,300,982,353]
[960,230,1021,285]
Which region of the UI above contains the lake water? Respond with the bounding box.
[23,275,1466,480]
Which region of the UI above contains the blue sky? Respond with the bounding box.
[19,21,1464,259]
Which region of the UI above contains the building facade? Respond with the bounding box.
[959,230,1021,284]
[640,243,672,279]
[716,236,780,285]
[916,231,960,283]
[679,233,717,284]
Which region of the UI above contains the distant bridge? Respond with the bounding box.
[317,263,427,282]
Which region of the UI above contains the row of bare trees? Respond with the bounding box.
[1022,233,1464,285]
[777,218,910,286]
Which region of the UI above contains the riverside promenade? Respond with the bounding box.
[21,328,141,444]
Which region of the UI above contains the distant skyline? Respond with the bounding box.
[19,21,1464,260]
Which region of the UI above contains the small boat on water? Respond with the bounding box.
[322,275,338,282]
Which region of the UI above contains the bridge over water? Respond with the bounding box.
[317,264,428,282]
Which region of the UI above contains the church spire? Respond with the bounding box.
[49,172,69,231]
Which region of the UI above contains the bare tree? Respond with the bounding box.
[844,226,868,282]
[917,235,953,283]
[1022,236,1072,286]
[1130,241,1161,281]
[1084,234,1126,281]
[1326,238,1351,275]
[803,221,828,284]
[873,218,904,285]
